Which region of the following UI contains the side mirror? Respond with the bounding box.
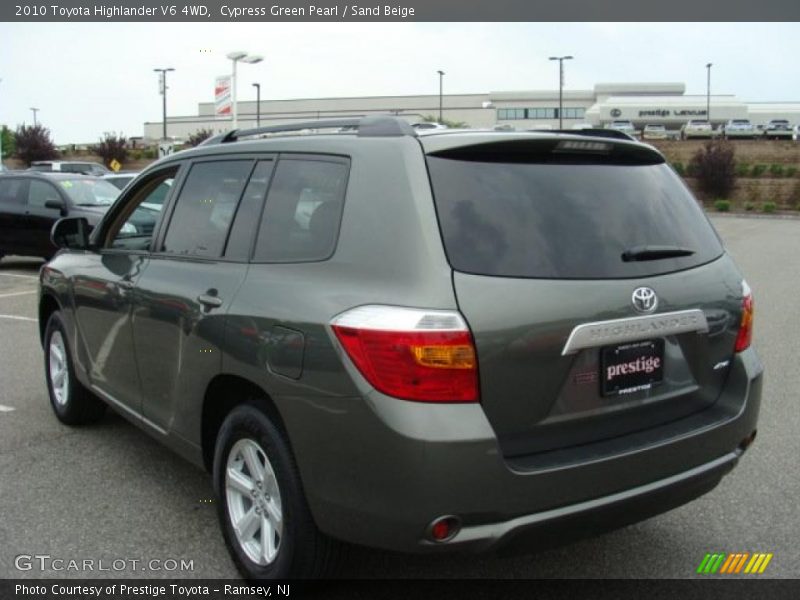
[51,217,91,250]
[44,199,66,215]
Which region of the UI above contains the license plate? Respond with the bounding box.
[601,339,664,396]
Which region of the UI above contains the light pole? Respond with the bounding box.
[437,70,445,123]
[153,68,175,140]
[30,107,39,126]
[252,83,261,127]
[549,55,573,129]
[706,63,713,127]
[227,51,263,129]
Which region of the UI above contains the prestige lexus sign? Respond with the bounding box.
[638,109,708,117]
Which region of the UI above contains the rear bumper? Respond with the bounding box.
[441,450,738,553]
[278,347,762,553]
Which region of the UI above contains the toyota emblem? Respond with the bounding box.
[632,287,658,313]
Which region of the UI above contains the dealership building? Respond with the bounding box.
[143,82,800,141]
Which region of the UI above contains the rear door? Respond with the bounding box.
[0,177,29,255]
[425,137,744,458]
[132,157,273,432]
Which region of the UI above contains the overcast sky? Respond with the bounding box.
[1,22,798,143]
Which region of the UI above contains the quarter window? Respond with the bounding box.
[162,160,252,258]
[253,159,349,263]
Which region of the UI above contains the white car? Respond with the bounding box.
[722,119,756,139]
[411,122,448,131]
[763,119,793,140]
[794,125,800,142]
[606,120,637,137]
[680,120,714,140]
[642,124,668,140]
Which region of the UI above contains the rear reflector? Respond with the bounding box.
[331,305,478,403]
[734,280,754,353]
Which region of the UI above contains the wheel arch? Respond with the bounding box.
[201,374,289,473]
[38,292,62,346]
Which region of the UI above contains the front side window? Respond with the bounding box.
[27,180,62,209]
[253,158,349,263]
[161,160,252,258]
[106,168,178,251]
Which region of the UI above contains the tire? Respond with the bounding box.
[213,404,343,579]
[44,311,106,425]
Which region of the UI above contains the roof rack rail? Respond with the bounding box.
[200,116,417,146]
[535,128,637,142]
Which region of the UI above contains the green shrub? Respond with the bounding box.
[785,166,798,178]
[750,164,767,178]
[714,199,731,212]
[762,201,777,213]
[744,201,756,212]
[735,162,750,177]
[769,164,784,177]
[671,162,685,176]
[142,147,157,159]
[689,141,736,198]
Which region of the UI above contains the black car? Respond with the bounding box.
[0,172,120,261]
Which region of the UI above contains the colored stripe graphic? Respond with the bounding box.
[698,552,772,575]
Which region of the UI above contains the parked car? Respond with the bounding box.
[39,116,762,580]
[722,119,756,139]
[642,124,667,140]
[0,172,120,261]
[103,171,140,190]
[606,120,637,137]
[794,124,800,142]
[28,160,111,176]
[762,119,793,140]
[411,122,448,131]
[680,120,714,140]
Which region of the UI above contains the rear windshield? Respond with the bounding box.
[427,156,724,279]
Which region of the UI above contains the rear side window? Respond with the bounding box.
[0,178,25,205]
[162,160,251,258]
[427,156,724,279]
[253,158,348,263]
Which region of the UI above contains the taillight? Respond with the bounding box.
[734,280,754,353]
[330,305,478,403]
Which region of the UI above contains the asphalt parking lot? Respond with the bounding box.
[0,215,798,580]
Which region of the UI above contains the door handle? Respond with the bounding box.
[117,280,134,290]
[197,294,223,309]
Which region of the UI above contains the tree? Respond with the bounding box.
[1,125,15,161]
[14,124,58,165]
[187,128,214,147]
[90,132,128,167]
[689,140,736,200]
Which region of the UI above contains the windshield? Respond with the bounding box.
[427,156,724,279]
[58,179,121,206]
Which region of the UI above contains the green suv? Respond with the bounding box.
[39,117,762,579]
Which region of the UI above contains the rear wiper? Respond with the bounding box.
[622,245,695,262]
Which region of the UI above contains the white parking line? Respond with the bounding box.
[0,291,37,299]
[0,405,15,412]
[0,273,38,280]
[0,314,37,322]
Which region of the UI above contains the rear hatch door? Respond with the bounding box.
[423,135,744,458]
